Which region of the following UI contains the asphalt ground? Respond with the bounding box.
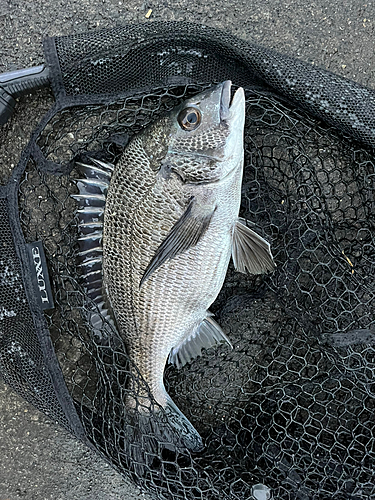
[0,1,374,499]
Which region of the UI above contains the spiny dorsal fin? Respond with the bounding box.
[89,157,114,172]
[168,315,232,369]
[76,162,112,181]
[77,207,105,225]
[76,178,109,196]
[71,158,115,331]
[140,198,216,287]
[232,218,276,275]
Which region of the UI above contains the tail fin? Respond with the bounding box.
[163,394,203,452]
[116,392,203,476]
[131,393,203,453]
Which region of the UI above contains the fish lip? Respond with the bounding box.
[220,80,232,121]
[220,80,245,121]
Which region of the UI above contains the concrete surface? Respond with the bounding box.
[0,379,147,500]
[0,0,374,499]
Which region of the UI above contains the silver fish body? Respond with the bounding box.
[74,81,275,452]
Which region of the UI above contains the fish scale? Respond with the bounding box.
[73,81,275,452]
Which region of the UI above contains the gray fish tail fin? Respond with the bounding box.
[127,391,203,459]
[120,391,203,475]
[163,393,203,452]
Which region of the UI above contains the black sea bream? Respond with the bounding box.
[73,81,275,452]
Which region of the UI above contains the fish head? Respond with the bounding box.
[163,80,246,183]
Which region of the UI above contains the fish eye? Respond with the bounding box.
[177,107,202,131]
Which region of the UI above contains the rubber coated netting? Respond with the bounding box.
[1,22,375,500]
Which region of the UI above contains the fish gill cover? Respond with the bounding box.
[0,21,375,500]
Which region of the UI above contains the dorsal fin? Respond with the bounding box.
[72,158,116,334]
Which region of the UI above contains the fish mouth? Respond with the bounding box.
[220,80,245,121]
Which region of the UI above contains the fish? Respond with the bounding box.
[72,81,275,453]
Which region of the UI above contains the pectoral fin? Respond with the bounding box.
[140,198,215,287]
[232,218,275,274]
[169,315,232,369]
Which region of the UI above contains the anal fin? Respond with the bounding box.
[168,315,232,369]
[232,218,276,275]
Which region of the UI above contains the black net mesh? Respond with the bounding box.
[0,196,73,431]
[1,21,375,500]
